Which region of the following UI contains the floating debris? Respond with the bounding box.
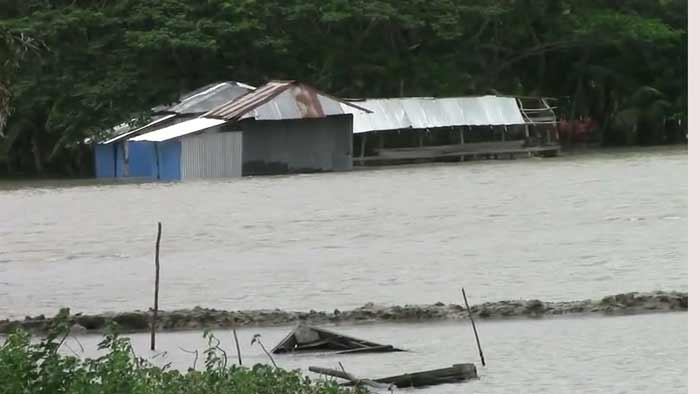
[309,363,477,388]
[271,324,404,354]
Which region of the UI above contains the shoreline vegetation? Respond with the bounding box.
[0,311,363,394]
[1,291,687,335]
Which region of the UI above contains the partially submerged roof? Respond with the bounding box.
[99,114,177,145]
[166,81,256,115]
[98,81,254,144]
[341,96,527,134]
[271,324,404,354]
[129,117,226,142]
[516,97,558,124]
[206,81,370,122]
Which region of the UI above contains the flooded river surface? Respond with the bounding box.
[0,146,688,393]
[0,147,687,318]
[71,312,687,394]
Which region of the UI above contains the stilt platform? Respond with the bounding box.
[354,140,560,165]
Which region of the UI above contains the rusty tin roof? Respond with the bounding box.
[205,81,369,121]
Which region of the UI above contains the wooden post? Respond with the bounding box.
[360,134,367,158]
[233,327,243,366]
[461,288,485,367]
[150,222,162,351]
[459,127,465,162]
[525,125,532,157]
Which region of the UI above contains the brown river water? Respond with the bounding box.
[0,146,686,318]
[0,146,688,393]
[70,313,687,394]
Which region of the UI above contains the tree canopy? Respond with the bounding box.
[0,0,687,176]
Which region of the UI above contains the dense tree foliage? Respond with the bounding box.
[0,0,687,176]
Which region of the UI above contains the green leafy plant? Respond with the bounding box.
[0,311,364,394]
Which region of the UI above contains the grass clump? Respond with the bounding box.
[0,309,361,394]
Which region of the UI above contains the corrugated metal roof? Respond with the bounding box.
[166,82,255,114]
[206,81,370,121]
[516,97,558,124]
[99,114,177,144]
[341,96,527,134]
[129,118,226,142]
[340,99,412,133]
[98,81,255,144]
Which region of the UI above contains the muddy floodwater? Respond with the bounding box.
[0,146,687,393]
[0,146,686,318]
[68,312,687,394]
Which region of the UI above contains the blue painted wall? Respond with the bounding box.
[94,144,116,178]
[156,140,181,181]
[115,143,126,177]
[127,141,158,178]
[94,139,182,181]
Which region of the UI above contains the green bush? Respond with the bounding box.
[0,310,361,394]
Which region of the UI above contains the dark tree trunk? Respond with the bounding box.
[31,133,43,174]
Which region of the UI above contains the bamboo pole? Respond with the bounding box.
[461,288,485,366]
[233,328,243,366]
[150,222,162,351]
[459,127,465,161]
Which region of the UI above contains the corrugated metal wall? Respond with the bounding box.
[118,140,182,180]
[127,141,158,178]
[180,131,242,179]
[241,115,352,175]
[157,140,182,181]
[94,144,116,178]
[115,143,126,177]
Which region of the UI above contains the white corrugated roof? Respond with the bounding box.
[342,95,526,134]
[129,118,226,142]
[99,114,177,144]
[340,99,412,134]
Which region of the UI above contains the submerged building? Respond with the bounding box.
[99,81,369,180]
[205,80,368,176]
[93,79,559,180]
[339,95,558,164]
[94,81,255,178]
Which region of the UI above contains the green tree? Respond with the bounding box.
[0,0,687,177]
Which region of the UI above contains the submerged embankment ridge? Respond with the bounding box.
[0,291,687,334]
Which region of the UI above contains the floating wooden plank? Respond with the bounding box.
[271,324,404,354]
[309,363,477,389]
[308,366,391,390]
[371,363,477,388]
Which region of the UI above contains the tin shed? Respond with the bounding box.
[125,117,239,181]
[206,80,370,176]
[94,81,254,178]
